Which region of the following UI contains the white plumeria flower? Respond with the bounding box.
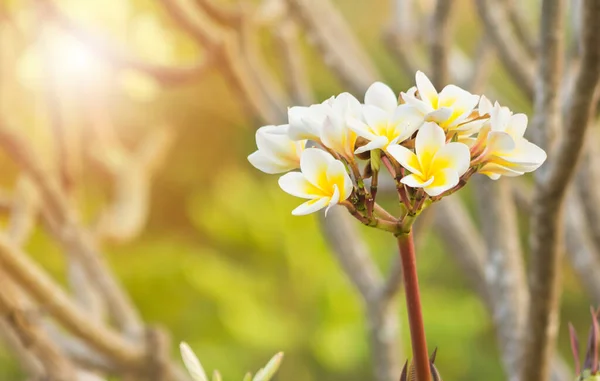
[401,71,481,137]
[349,82,424,153]
[288,93,362,159]
[278,148,353,215]
[320,93,362,159]
[474,96,547,179]
[387,122,471,197]
[180,342,208,381]
[248,125,306,174]
[288,102,330,141]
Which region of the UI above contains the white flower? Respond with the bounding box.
[180,342,208,381]
[320,93,362,159]
[402,71,481,136]
[248,125,306,174]
[278,148,353,215]
[288,93,361,159]
[474,97,547,179]
[288,102,330,141]
[387,122,471,196]
[349,82,424,153]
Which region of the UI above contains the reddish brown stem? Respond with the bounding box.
[397,231,431,381]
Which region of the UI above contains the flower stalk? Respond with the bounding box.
[397,230,432,381]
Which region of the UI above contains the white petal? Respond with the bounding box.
[363,104,389,128]
[401,174,434,188]
[432,142,471,176]
[324,184,341,216]
[326,159,353,201]
[255,125,300,161]
[486,131,516,154]
[501,139,547,167]
[415,122,446,163]
[321,115,343,154]
[425,108,453,124]
[365,82,397,113]
[355,136,389,154]
[333,92,362,118]
[391,104,424,141]
[508,113,528,138]
[490,103,512,132]
[478,95,493,116]
[278,172,321,199]
[402,91,433,115]
[438,85,479,112]
[415,71,438,107]
[299,148,334,188]
[287,104,328,140]
[248,151,293,174]
[479,163,524,178]
[347,117,379,141]
[387,144,422,176]
[180,343,208,381]
[484,172,502,180]
[292,197,330,215]
[423,168,459,196]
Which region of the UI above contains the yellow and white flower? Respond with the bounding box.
[248,125,306,174]
[349,82,424,153]
[288,93,361,159]
[387,122,471,196]
[474,97,547,179]
[401,71,481,137]
[278,148,353,215]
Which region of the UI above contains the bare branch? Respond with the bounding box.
[434,194,572,381]
[39,0,215,85]
[466,34,494,93]
[0,320,44,378]
[383,0,422,79]
[473,176,527,381]
[501,0,537,58]
[0,271,77,380]
[523,0,572,378]
[565,192,600,305]
[193,0,242,26]
[575,135,600,256]
[285,0,379,93]
[0,119,143,338]
[273,17,314,105]
[0,234,145,368]
[429,0,455,88]
[319,208,401,381]
[8,177,40,247]
[319,207,382,303]
[526,1,600,374]
[433,198,489,304]
[94,127,175,244]
[158,0,285,122]
[474,0,535,99]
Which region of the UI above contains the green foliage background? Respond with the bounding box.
[0,0,592,380]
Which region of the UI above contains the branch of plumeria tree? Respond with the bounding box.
[248,71,547,381]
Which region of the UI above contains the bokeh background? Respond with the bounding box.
[0,0,592,380]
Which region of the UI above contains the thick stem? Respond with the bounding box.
[397,231,431,381]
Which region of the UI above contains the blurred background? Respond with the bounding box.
[0,0,593,380]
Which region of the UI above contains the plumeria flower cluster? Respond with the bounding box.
[180,342,283,381]
[248,71,547,234]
